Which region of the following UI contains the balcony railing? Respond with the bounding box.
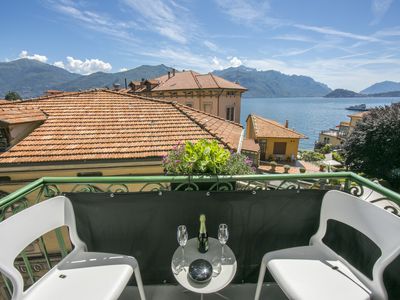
[0,172,399,299]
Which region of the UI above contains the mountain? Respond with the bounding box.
[0,59,81,98]
[52,64,171,91]
[361,81,400,94]
[325,89,362,98]
[0,59,171,98]
[325,88,400,98]
[213,66,331,97]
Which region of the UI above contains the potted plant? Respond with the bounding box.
[319,164,326,172]
[163,139,255,190]
[299,167,306,173]
[270,161,277,172]
[283,164,290,173]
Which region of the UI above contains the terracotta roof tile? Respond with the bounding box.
[348,111,369,118]
[151,71,247,91]
[0,107,47,124]
[0,90,243,165]
[241,139,260,152]
[249,114,306,139]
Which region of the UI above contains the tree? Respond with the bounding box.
[343,104,400,189]
[4,91,22,101]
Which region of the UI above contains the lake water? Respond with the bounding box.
[240,97,400,150]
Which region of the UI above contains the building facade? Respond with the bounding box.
[318,111,368,147]
[246,115,306,162]
[128,70,247,123]
[0,90,246,195]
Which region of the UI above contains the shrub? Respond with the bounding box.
[163,139,255,175]
[332,151,344,163]
[299,167,306,173]
[301,151,325,162]
[4,91,21,101]
[318,144,332,154]
[343,104,400,189]
[222,152,256,175]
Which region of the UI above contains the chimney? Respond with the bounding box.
[172,68,175,76]
[285,120,289,128]
[124,78,128,89]
[168,71,171,79]
[113,83,121,91]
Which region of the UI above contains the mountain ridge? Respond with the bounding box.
[360,81,400,94]
[212,66,332,97]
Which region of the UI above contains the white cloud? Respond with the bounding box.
[145,48,212,71]
[119,68,129,72]
[215,0,269,23]
[55,56,112,74]
[371,0,393,25]
[49,1,138,44]
[122,0,190,43]
[210,56,243,70]
[53,61,65,68]
[19,50,48,63]
[295,24,381,42]
[204,40,219,52]
[229,56,242,67]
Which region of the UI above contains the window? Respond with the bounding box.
[226,107,235,121]
[77,171,103,177]
[0,128,8,151]
[227,91,236,96]
[186,102,193,108]
[273,142,287,155]
[203,103,212,113]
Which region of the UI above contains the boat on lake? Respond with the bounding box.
[346,104,368,111]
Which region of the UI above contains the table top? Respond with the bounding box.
[171,237,237,294]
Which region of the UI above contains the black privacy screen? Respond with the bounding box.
[67,190,324,284]
[66,190,399,299]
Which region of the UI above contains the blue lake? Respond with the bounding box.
[240,97,400,150]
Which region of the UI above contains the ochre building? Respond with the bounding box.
[128,70,247,123]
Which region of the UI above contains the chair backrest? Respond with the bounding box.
[0,196,85,299]
[311,190,400,299]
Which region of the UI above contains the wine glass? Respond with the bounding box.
[218,224,229,263]
[173,225,188,274]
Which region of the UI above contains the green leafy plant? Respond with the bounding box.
[4,91,21,101]
[344,104,400,189]
[332,151,344,163]
[300,151,325,162]
[163,139,255,175]
[318,144,332,154]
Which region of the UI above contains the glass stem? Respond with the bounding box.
[221,244,225,261]
[181,246,185,264]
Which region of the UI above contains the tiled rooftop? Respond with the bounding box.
[249,115,306,139]
[241,138,260,152]
[348,111,369,118]
[151,71,247,91]
[0,90,243,165]
[0,107,47,125]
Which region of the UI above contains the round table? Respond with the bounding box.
[171,237,237,298]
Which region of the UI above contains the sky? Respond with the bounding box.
[0,0,399,91]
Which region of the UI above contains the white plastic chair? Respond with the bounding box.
[0,196,146,300]
[254,190,400,300]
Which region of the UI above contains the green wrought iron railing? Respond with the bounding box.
[0,172,399,298]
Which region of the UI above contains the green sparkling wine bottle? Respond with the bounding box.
[198,214,209,253]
